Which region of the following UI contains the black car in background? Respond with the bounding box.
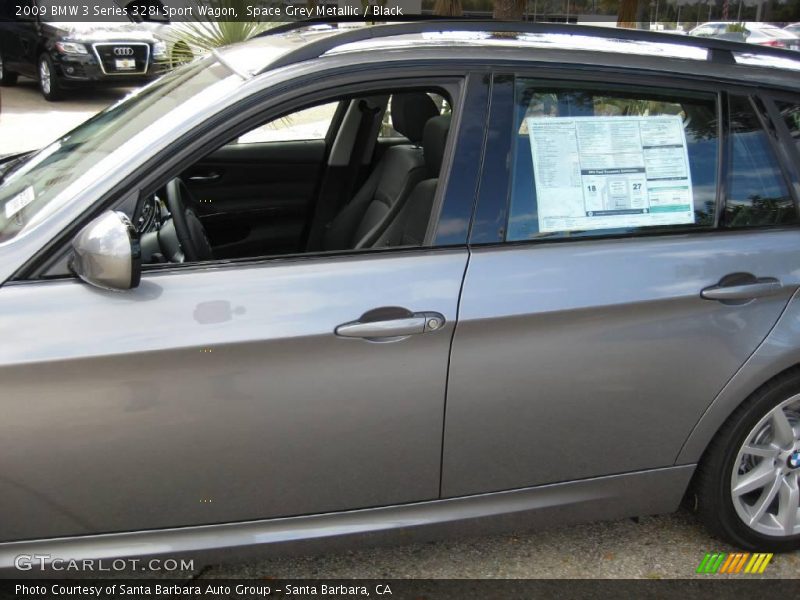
[0,1,168,100]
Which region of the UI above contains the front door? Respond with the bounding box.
[0,249,466,541]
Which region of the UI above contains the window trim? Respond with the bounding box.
[469,73,513,245]
[473,71,724,247]
[231,101,342,146]
[722,93,799,230]
[137,80,465,275]
[748,94,800,212]
[714,91,728,228]
[761,93,800,220]
[19,67,475,281]
[468,65,800,248]
[432,71,491,247]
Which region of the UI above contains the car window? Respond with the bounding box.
[0,56,238,244]
[776,100,800,153]
[505,79,719,242]
[724,96,795,228]
[236,102,339,144]
[694,25,724,36]
[379,93,450,138]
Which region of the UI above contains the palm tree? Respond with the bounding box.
[161,1,281,66]
[617,0,643,28]
[433,0,463,16]
[493,0,526,19]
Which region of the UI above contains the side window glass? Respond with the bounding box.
[236,102,338,145]
[776,100,800,154]
[506,79,719,241]
[725,96,795,227]
[379,93,450,138]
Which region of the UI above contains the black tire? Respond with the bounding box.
[693,369,800,552]
[38,53,64,102]
[0,51,19,86]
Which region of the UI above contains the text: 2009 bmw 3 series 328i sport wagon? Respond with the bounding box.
[1,21,800,569]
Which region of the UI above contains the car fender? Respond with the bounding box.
[677,286,800,464]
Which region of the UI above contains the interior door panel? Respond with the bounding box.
[183,140,327,259]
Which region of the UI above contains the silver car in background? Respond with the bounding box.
[1,21,800,571]
[690,21,800,50]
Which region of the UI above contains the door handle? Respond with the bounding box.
[335,312,445,340]
[188,172,221,183]
[701,277,784,302]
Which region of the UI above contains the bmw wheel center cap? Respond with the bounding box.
[789,450,800,470]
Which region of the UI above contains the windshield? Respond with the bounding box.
[0,56,236,244]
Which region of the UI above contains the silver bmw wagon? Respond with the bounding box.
[1,21,800,569]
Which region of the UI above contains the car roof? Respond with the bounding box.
[218,21,800,91]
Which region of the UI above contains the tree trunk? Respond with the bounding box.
[617,0,639,28]
[433,0,463,16]
[493,0,526,20]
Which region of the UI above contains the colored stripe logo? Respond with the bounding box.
[696,552,773,574]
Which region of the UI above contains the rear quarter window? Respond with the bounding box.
[776,100,800,154]
[724,95,796,228]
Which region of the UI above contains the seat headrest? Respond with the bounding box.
[391,93,439,144]
[423,114,451,177]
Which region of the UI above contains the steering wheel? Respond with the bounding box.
[165,178,214,262]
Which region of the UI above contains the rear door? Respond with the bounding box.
[442,75,800,497]
[182,102,339,259]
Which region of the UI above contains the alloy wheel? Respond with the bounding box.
[731,394,800,537]
[39,58,51,95]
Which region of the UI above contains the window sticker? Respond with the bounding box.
[526,115,695,233]
[4,186,35,220]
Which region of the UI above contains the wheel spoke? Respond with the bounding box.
[742,444,780,459]
[733,462,776,496]
[770,408,796,448]
[776,474,800,535]
[749,472,782,525]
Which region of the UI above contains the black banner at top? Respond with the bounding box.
[0,1,798,24]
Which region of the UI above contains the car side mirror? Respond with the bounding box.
[70,211,141,291]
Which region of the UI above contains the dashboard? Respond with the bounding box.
[135,194,163,235]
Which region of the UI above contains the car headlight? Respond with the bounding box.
[55,42,88,55]
[152,41,168,58]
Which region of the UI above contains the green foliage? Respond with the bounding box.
[159,1,282,67]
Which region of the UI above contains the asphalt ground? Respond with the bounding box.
[1,76,799,582]
[0,77,133,155]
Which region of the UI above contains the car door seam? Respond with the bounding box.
[438,247,471,498]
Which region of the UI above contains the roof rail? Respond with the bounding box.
[256,19,800,73]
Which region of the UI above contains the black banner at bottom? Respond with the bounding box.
[2,579,800,600]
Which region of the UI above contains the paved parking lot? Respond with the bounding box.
[0,78,133,155]
[2,78,799,582]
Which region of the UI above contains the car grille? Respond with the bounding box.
[92,43,150,75]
